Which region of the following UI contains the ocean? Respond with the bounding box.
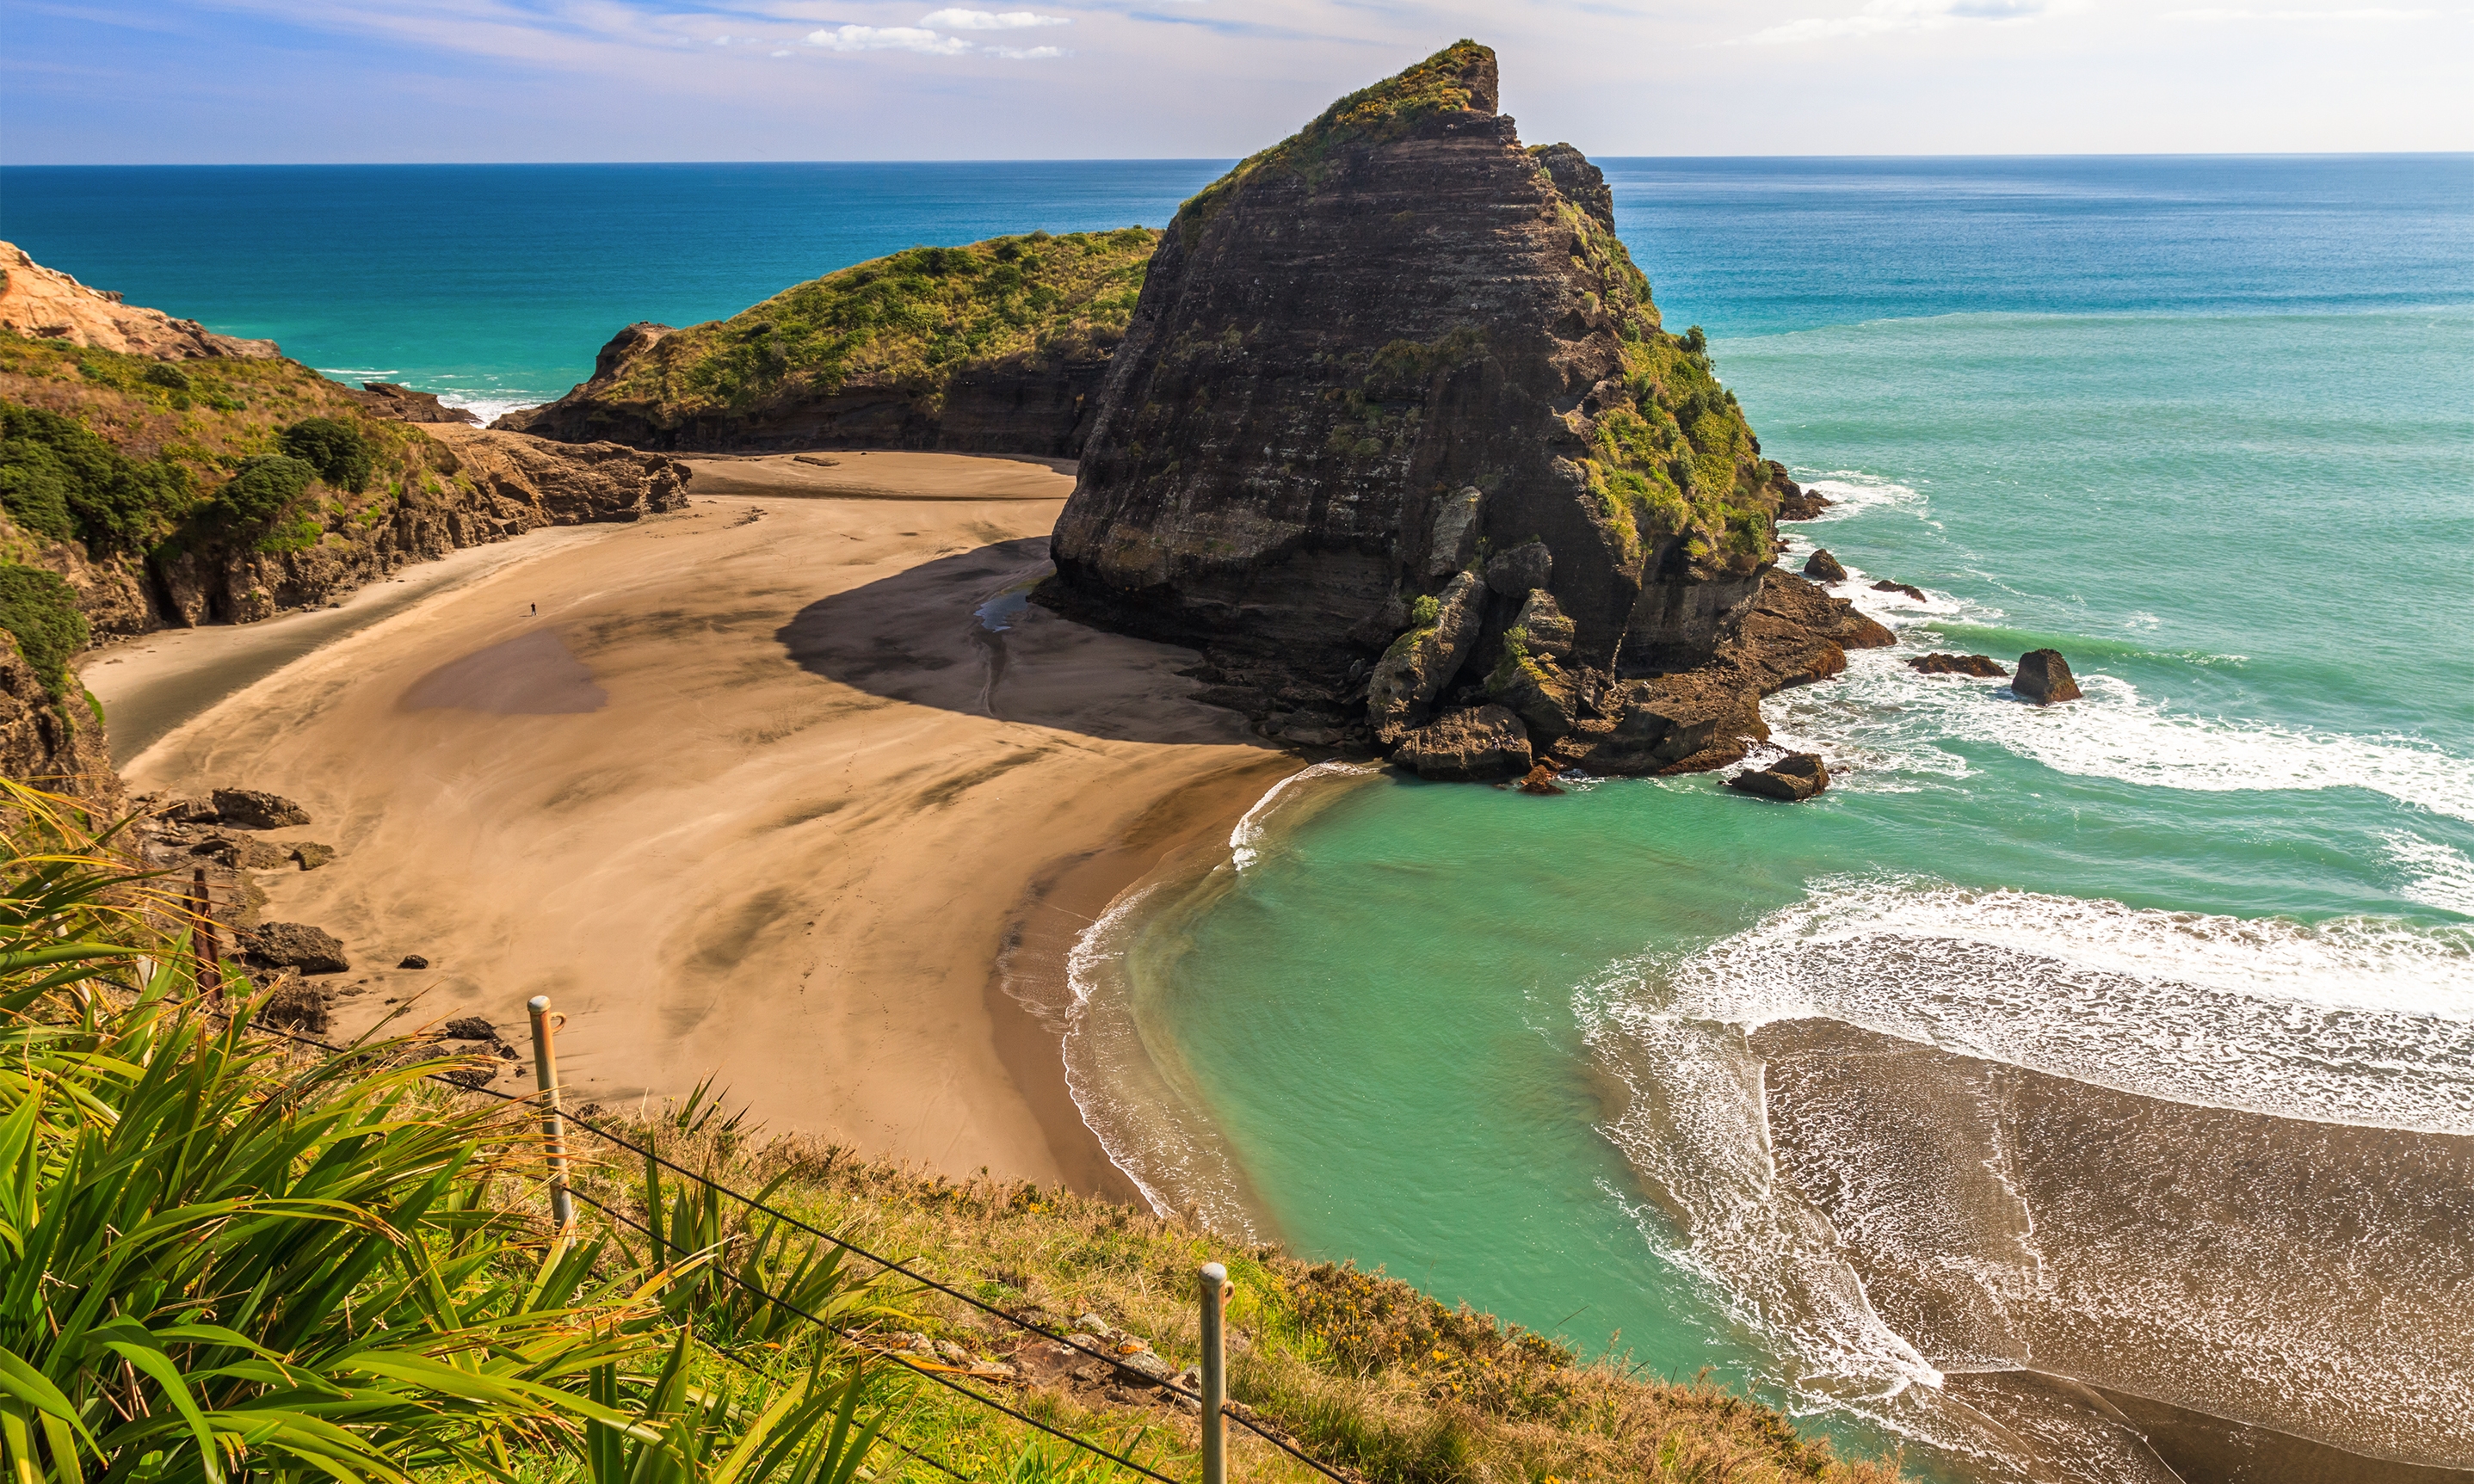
[7,155,2471,1479]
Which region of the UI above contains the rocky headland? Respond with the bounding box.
[498,229,1156,456]
[1036,41,1886,778]
[0,248,689,795]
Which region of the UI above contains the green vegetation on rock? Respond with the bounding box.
[0,563,88,696]
[593,230,1157,419]
[1179,40,1496,241]
[0,336,448,566]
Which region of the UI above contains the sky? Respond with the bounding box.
[3,0,2468,163]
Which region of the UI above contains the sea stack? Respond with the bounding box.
[1041,42,1833,764]
[2014,649,2083,704]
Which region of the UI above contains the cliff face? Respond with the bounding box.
[1039,43,1848,767]
[0,636,118,808]
[499,230,1156,457]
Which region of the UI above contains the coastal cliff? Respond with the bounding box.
[0,249,688,789]
[1038,43,1879,772]
[498,229,1156,455]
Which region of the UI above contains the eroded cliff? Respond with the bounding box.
[1038,42,1872,773]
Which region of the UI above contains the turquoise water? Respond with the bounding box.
[9,155,2472,1475]
[1064,162,2474,1477]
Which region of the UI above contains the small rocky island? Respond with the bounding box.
[1039,43,1892,780]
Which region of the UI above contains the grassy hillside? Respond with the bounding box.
[582,228,1157,421]
[0,333,447,564]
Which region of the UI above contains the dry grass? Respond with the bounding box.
[565,1116,1909,1484]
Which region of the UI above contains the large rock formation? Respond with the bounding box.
[0,633,116,807]
[1038,42,1872,771]
[0,243,278,360]
[499,230,1157,457]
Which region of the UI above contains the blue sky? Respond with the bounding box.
[4,0,2467,163]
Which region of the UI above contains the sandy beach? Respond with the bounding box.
[86,450,1293,1192]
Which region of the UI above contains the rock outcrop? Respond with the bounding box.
[1038,42,1846,776]
[499,230,1157,457]
[1392,705,1532,781]
[0,634,116,806]
[1801,548,1847,582]
[1727,752,1829,802]
[2014,649,2083,704]
[211,787,311,828]
[348,381,479,423]
[1,243,278,360]
[2,253,692,659]
[1908,652,2007,678]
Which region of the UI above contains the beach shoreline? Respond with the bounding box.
[86,450,1289,1194]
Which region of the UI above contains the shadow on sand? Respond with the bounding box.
[774,538,1249,748]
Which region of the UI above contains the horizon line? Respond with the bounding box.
[5,151,2472,170]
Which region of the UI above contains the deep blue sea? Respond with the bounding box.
[8,156,2472,1480]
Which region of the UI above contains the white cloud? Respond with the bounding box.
[2164,7,2434,17]
[1736,0,2055,44]
[804,23,971,52]
[984,43,1067,57]
[769,47,791,55]
[919,9,1070,28]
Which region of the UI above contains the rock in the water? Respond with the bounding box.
[1802,549,1848,583]
[2014,649,2083,704]
[398,954,431,970]
[1776,483,1833,520]
[1870,578,1928,602]
[1366,571,1485,742]
[1392,705,1532,782]
[1042,41,1794,717]
[1484,540,1552,597]
[1517,762,1566,796]
[1907,652,2008,678]
[1565,672,1770,777]
[1514,589,1576,662]
[441,1015,497,1040]
[292,841,336,870]
[212,787,311,828]
[248,922,349,975]
[1728,752,1829,802]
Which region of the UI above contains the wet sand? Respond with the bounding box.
[96,451,1289,1190]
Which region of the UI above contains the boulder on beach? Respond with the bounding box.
[247,921,349,975]
[259,974,331,1034]
[1802,549,1848,583]
[212,787,312,828]
[1392,705,1533,782]
[1367,571,1486,743]
[2014,649,2083,704]
[1727,752,1830,802]
[398,954,431,970]
[292,841,336,870]
[441,1015,497,1041]
[1907,652,2008,678]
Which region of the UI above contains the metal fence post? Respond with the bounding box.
[527,995,575,1230]
[1200,1261,1230,1484]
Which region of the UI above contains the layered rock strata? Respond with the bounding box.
[1039,41,1881,776]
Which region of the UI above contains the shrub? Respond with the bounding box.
[277,414,374,492]
[0,563,88,698]
[1684,325,1707,356]
[213,453,318,526]
[0,400,191,552]
[1408,594,1441,629]
[142,362,192,391]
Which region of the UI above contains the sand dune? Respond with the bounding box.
[101,453,1291,1189]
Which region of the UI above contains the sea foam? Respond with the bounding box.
[1620,875,2474,1134]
